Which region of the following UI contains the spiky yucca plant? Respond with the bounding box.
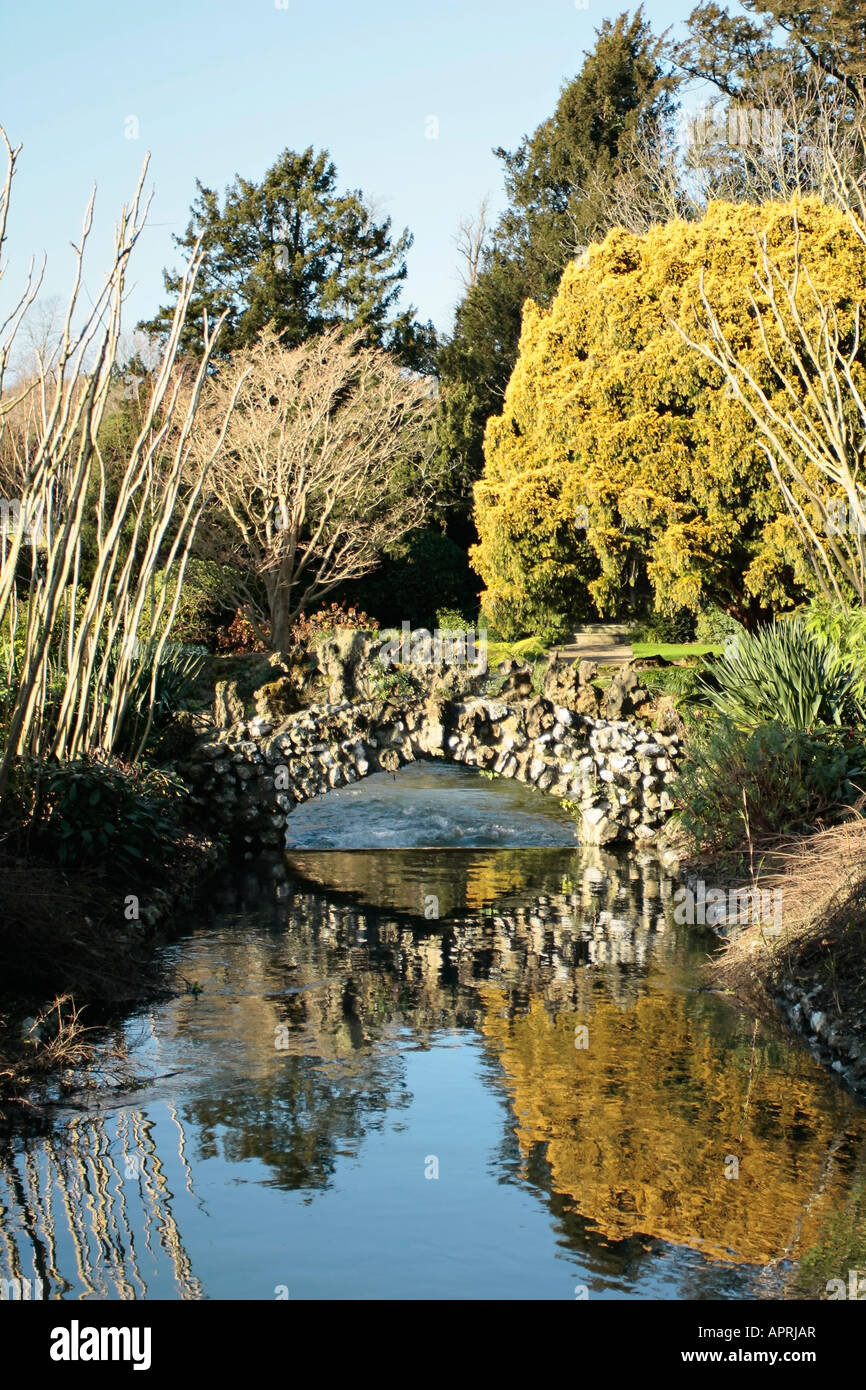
[698,618,864,732]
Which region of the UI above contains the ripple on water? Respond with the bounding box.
[284,761,580,849]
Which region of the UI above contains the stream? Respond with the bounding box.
[1,764,864,1300]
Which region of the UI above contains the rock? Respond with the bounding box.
[254,675,302,722]
[653,699,684,736]
[497,660,534,701]
[581,806,619,846]
[577,660,598,685]
[214,680,246,728]
[318,628,376,703]
[481,700,510,723]
[541,656,596,711]
[633,823,658,841]
[378,748,401,774]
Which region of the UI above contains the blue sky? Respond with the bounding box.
[1,0,731,342]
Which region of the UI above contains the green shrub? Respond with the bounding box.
[800,600,866,702]
[673,715,865,851]
[2,609,205,761]
[637,665,704,702]
[695,605,744,646]
[369,666,417,702]
[435,607,471,630]
[697,618,864,732]
[137,559,235,649]
[22,757,188,877]
[634,608,697,644]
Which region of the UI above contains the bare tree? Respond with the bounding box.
[0,128,247,784]
[188,327,439,650]
[454,197,490,291]
[571,124,699,239]
[13,293,65,385]
[697,70,866,211]
[579,71,866,240]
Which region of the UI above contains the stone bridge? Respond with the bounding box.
[184,688,682,850]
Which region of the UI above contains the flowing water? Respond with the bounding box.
[2,765,865,1301]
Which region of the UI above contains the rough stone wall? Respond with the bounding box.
[182,691,682,849]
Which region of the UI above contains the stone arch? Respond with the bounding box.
[185,693,682,850]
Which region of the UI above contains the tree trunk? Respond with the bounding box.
[268,569,293,651]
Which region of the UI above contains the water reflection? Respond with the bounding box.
[0,1109,202,1299]
[1,845,864,1300]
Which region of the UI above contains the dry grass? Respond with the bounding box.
[0,994,95,1077]
[0,994,97,1123]
[0,992,139,1126]
[709,814,866,1019]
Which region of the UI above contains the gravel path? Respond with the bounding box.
[551,623,634,666]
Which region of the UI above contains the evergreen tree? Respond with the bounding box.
[140,146,436,369]
[674,2,866,100]
[437,9,679,515]
[472,199,866,637]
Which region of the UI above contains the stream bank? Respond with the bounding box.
[0,830,223,1125]
[705,818,866,1102]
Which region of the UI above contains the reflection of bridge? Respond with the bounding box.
[207,853,866,1271]
[277,844,674,1010]
[186,692,681,851]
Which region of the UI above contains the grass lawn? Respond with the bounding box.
[631,641,723,661]
[483,636,724,669]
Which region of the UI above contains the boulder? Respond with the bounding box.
[601,665,650,721]
[497,659,534,701]
[253,675,304,722]
[214,680,246,728]
[542,656,580,709]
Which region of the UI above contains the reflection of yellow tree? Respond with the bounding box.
[479,986,865,1265]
